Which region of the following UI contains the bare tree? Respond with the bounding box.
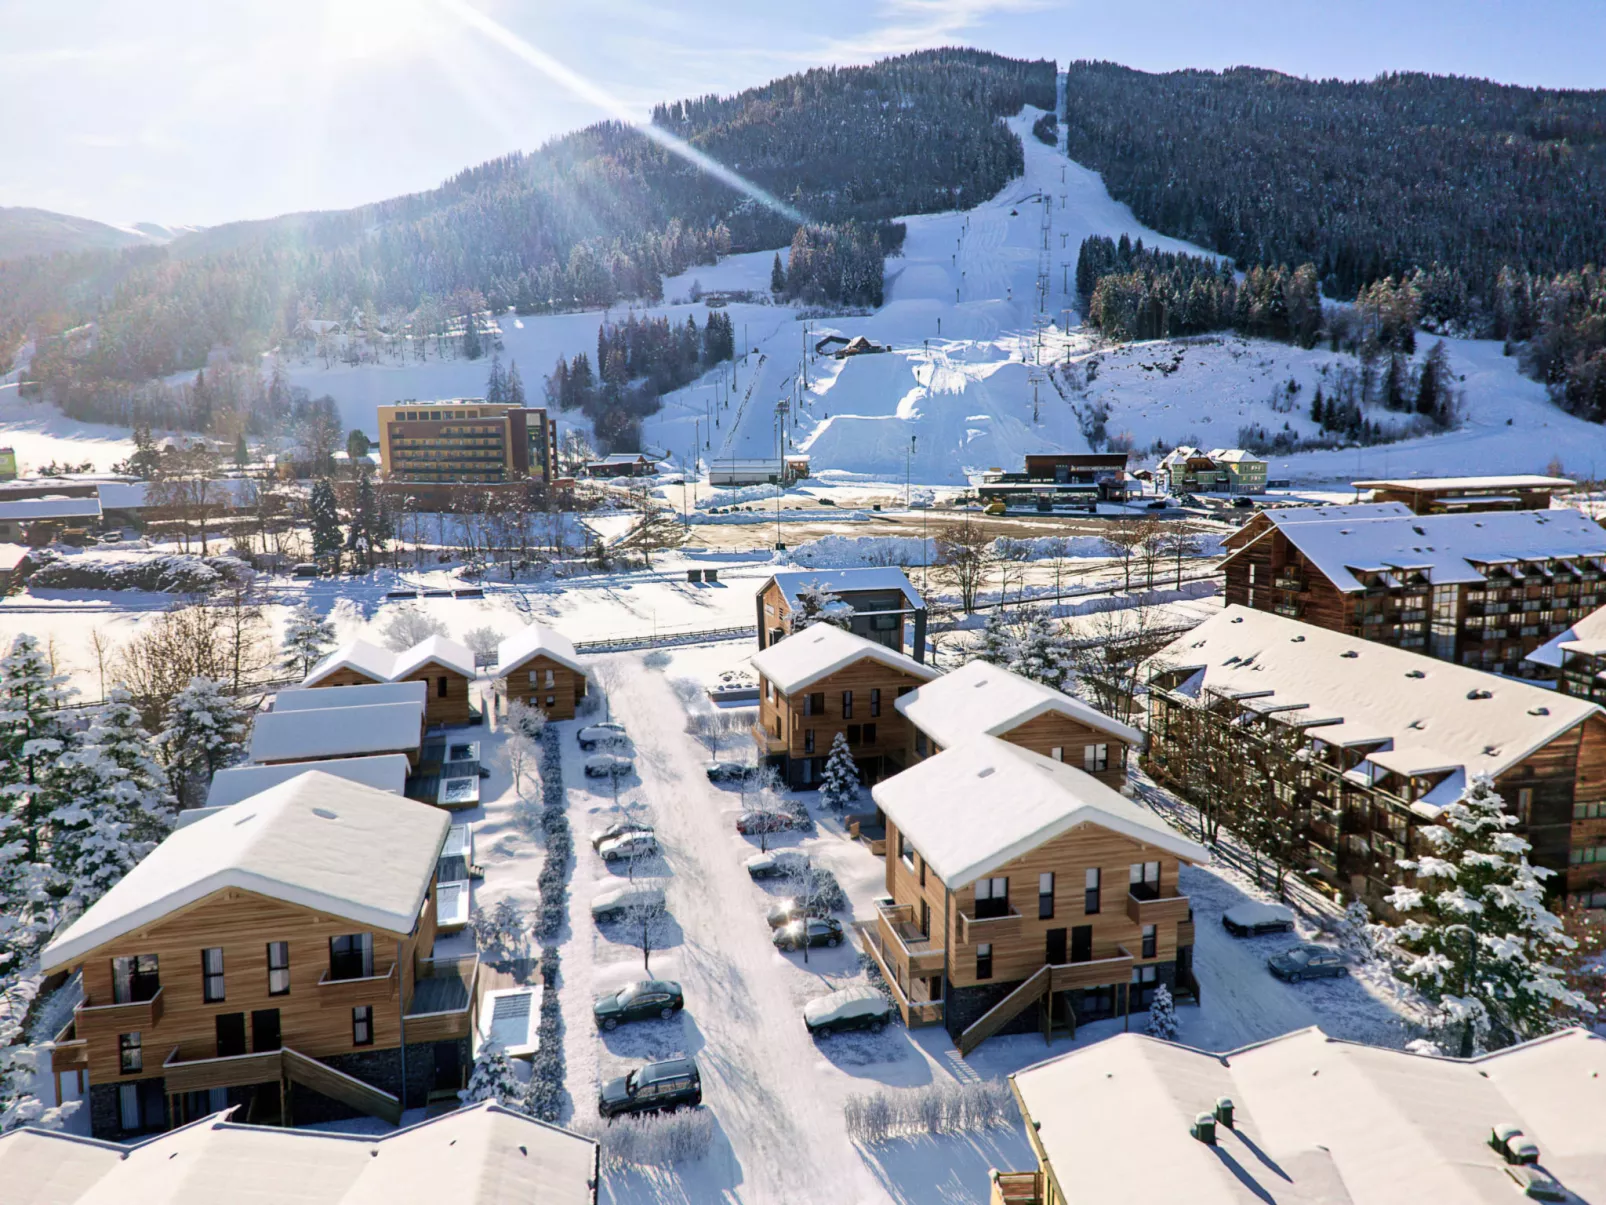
[464,625,504,669]
[114,602,230,727]
[1064,602,1169,727]
[380,604,449,651]
[88,627,113,703]
[1100,522,1149,591]
[625,503,687,567]
[934,519,992,612]
[619,893,672,973]
[1156,526,1205,588]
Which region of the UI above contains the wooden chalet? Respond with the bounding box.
[301,639,397,689]
[1354,473,1575,515]
[750,624,938,787]
[1220,504,1606,674]
[755,567,928,661]
[896,659,1143,790]
[491,623,588,720]
[857,737,1206,1055]
[1147,606,1606,908]
[390,636,478,727]
[41,774,480,1141]
[248,701,425,769]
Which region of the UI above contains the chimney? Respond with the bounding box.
[1191,1112,1217,1145]
[1215,1097,1235,1129]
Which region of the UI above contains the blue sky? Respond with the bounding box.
[3,0,1603,228]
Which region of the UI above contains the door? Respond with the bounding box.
[433,1041,463,1092]
[1071,925,1093,964]
[252,1008,281,1052]
[216,1012,247,1058]
[919,899,930,938]
[1045,928,1068,965]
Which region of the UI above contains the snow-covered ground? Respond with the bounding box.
[0,384,136,473]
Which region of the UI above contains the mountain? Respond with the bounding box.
[0,206,153,261]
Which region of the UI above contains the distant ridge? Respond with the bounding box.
[0,206,194,262]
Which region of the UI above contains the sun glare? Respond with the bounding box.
[320,0,439,62]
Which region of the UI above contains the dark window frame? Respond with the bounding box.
[975,943,993,980]
[1084,868,1102,915]
[870,688,881,717]
[1038,872,1055,919]
[842,690,853,719]
[267,941,290,997]
[201,947,226,1003]
[352,1006,374,1047]
[118,1031,142,1074]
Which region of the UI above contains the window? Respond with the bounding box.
[847,724,862,746]
[118,1083,141,1131]
[896,686,913,698]
[1142,924,1157,959]
[806,692,825,716]
[899,833,915,871]
[1039,873,1056,919]
[863,723,877,745]
[842,690,853,719]
[915,732,928,758]
[1050,746,1064,762]
[1516,788,1534,825]
[329,933,374,981]
[267,942,290,996]
[1576,801,1606,820]
[1084,743,1110,773]
[543,669,555,688]
[1130,964,1158,1008]
[870,689,881,717]
[201,948,225,1003]
[352,1006,374,1046]
[974,877,1009,919]
[804,729,815,754]
[1571,844,1606,865]
[437,675,449,698]
[1084,868,1101,915]
[111,954,159,1004]
[1130,861,1161,900]
[975,944,993,980]
[119,1031,143,1074]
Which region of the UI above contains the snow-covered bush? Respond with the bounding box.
[460,1042,523,1108]
[523,948,565,1121]
[582,1108,716,1169]
[1145,984,1178,1041]
[29,554,250,594]
[379,604,448,651]
[843,1080,1017,1144]
[643,650,673,670]
[472,898,530,964]
[1337,899,1376,962]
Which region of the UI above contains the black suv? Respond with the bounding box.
[593,980,685,1030]
[772,916,844,950]
[598,1057,702,1119]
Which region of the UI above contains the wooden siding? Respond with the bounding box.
[307,667,387,689]
[995,711,1132,789]
[757,656,926,779]
[499,655,586,721]
[395,660,474,728]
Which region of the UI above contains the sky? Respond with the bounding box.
[3,0,1604,230]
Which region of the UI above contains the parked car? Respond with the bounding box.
[766,896,833,929]
[804,986,894,1037]
[773,916,844,951]
[578,722,628,751]
[590,820,654,851]
[1268,945,1348,983]
[593,979,684,1030]
[1222,902,1296,937]
[1232,496,1255,509]
[291,563,321,578]
[597,1056,702,1119]
[745,851,808,880]
[590,882,665,924]
[705,760,759,783]
[736,809,792,835]
[598,832,659,863]
[1145,499,1167,510]
[584,754,634,779]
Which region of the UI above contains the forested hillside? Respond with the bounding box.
[3,48,1051,427]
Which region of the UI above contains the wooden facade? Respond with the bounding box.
[911,710,1132,791]
[755,579,927,661]
[497,653,587,721]
[395,658,475,728]
[306,666,387,689]
[1354,476,1573,515]
[756,657,927,787]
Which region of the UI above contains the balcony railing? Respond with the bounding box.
[958,907,1023,946]
[163,1044,287,1096]
[990,1170,1045,1205]
[48,1017,88,1075]
[74,986,165,1039]
[854,916,944,1026]
[874,902,946,974]
[1125,892,1192,926]
[406,954,479,1044]
[317,961,397,1005]
[1049,947,1135,992]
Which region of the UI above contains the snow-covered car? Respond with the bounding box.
[705,760,759,783]
[593,979,684,1030]
[765,896,833,928]
[584,754,635,779]
[598,832,659,863]
[1222,902,1296,937]
[745,851,808,880]
[736,809,792,835]
[803,986,894,1037]
[773,917,844,951]
[1267,945,1348,983]
[590,820,654,851]
[598,1056,701,1119]
[578,722,628,751]
[590,882,666,923]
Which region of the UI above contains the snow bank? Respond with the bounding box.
[29,553,251,593]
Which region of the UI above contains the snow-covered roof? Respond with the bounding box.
[1231,507,1606,593]
[1153,606,1600,784]
[750,623,938,695]
[0,1101,599,1205]
[89,481,149,510]
[1354,474,1575,491]
[1525,601,1606,669]
[767,567,924,611]
[1011,1026,1606,1205]
[273,681,428,712]
[391,635,476,681]
[1205,448,1263,465]
[492,622,586,678]
[0,544,31,572]
[0,496,101,521]
[895,660,1142,749]
[249,702,423,763]
[871,736,1205,889]
[1263,502,1414,525]
[42,773,448,970]
[205,756,411,807]
[302,639,398,686]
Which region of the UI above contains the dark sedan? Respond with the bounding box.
[1267,945,1348,983]
[593,979,685,1030]
[773,917,844,951]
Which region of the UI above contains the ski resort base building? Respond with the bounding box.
[1146,606,1606,909]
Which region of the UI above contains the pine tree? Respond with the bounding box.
[346,471,386,571]
[1310,388,1325,427]
[506,360,526,407]
[233,433,249,469]
[792,582,853,632]
[281,603,337,677]
[817,732,862,813]
[308,478,343,567]
[462,313,483,360]
[1011,610,1068,689]
[460,1041,523,1108]
[485,354,507,404]
[1338,898,1377,961]
[1145,983,1178,1040]
[346,429,370,460]
[771,252,787,294]
[978,611,1018,667]
[1380,774,1594,1054]
[159,677,248,810]
[0,978,77,1132]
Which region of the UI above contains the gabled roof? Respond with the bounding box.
[41,773,448,971]
[273,681,428,712]
[0,1101,599,1205]
[1526,600,1606,669]
[492,622,585,678]
[391,635,476,680]
[1011,1027,1606,1205]
[896,660,1142,749]
[302,638,397,686]
[766,567,924,611]
[205,755,411,807]
[1354,474,1575,492]
[1151,606,1600,786]
[871,736,1205,889]
[249,702,424,763]
[750,623,937,695]
[1266,502,1415,525]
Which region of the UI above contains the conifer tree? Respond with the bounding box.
[817,732,862,813]
[506,360,526,407]
[792,582,853,632]
[280,603,337,677]
[346,471,387,571]
[460,1042,523,1108]
[461,313,483,360]
[485,354,506,404]
[1145,983,1178,1040]
[978,611,1018,667]
[1011,610,1069,689]
[308,478,343,567]
[159,677,248,810]
[771,252,786,294]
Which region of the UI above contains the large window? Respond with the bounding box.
[1038,873,1056,919]
[329,933,374,981]
[201,948,225,1003]
[111,954,160,1004]
[1084,868,1101,915]
[119,1031,142,1074]
[1083,743,1110,773]
[1129,861,1161,901]
[352,1006,374,1047]
[842,691,854,719]
[870,689,881,717]
[974,877,1010,919]
[975,944,993,980]
[267,942,290,996]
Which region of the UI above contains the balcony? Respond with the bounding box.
[751,722,788,757]
[856,904,945,1026]
[990,1170,1045,1205]
[317,961,397,1006]
[1272,573,1304,591]
[163,1044,286,1096]
[1272,601,1303,619]
[405,954,479,1044]
[48,1017,88,1076]
[1125,891,1192,927]
[958,906,1024,946]
[74,986,165,1040]
[874,902,946,975]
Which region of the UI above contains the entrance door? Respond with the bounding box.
[433,1041,463,1092]
[1071,925,1093,964]
[252,1008,281,1052]
[1045,927,1067,965]
[216,1012,247,1058]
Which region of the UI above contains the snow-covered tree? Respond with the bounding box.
[1145,983,1178,1040]
[1378,774,1594,1054]
[0,978,77,1132]
[501,700,547,798]
[461,1041,523,1108]
[1337,899,1377,962]
[159,677,248,810]
[792,582,854,633]
[345,471,388,571]
[1011,610,1069,689]
[977,611,1018,667]
[463,625,503,669]
[380,605,449,652]
[280,603,336,678]
[817,732,861,813]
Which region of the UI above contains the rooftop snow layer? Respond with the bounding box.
[390,635,476,681]
[1263,502,1414,525]
[768,566,924,611]
[249,702,423,763]
[1526,601,1606,669]
[1153,606,1599,782]
[42,772,448,970]
[492,622,585,678]
[0,496,101,520]
[205,756,410,807]
[750,623,937,695]
[871,736,1205,889]
[1353,474,1575,491]
[273,680,428,711]
[895,659,1142,749]
[1011,1026,1606,1205]
[302,638,397,686]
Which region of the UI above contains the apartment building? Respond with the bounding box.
[1156,446,1267,495]
[378,399,557,485]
